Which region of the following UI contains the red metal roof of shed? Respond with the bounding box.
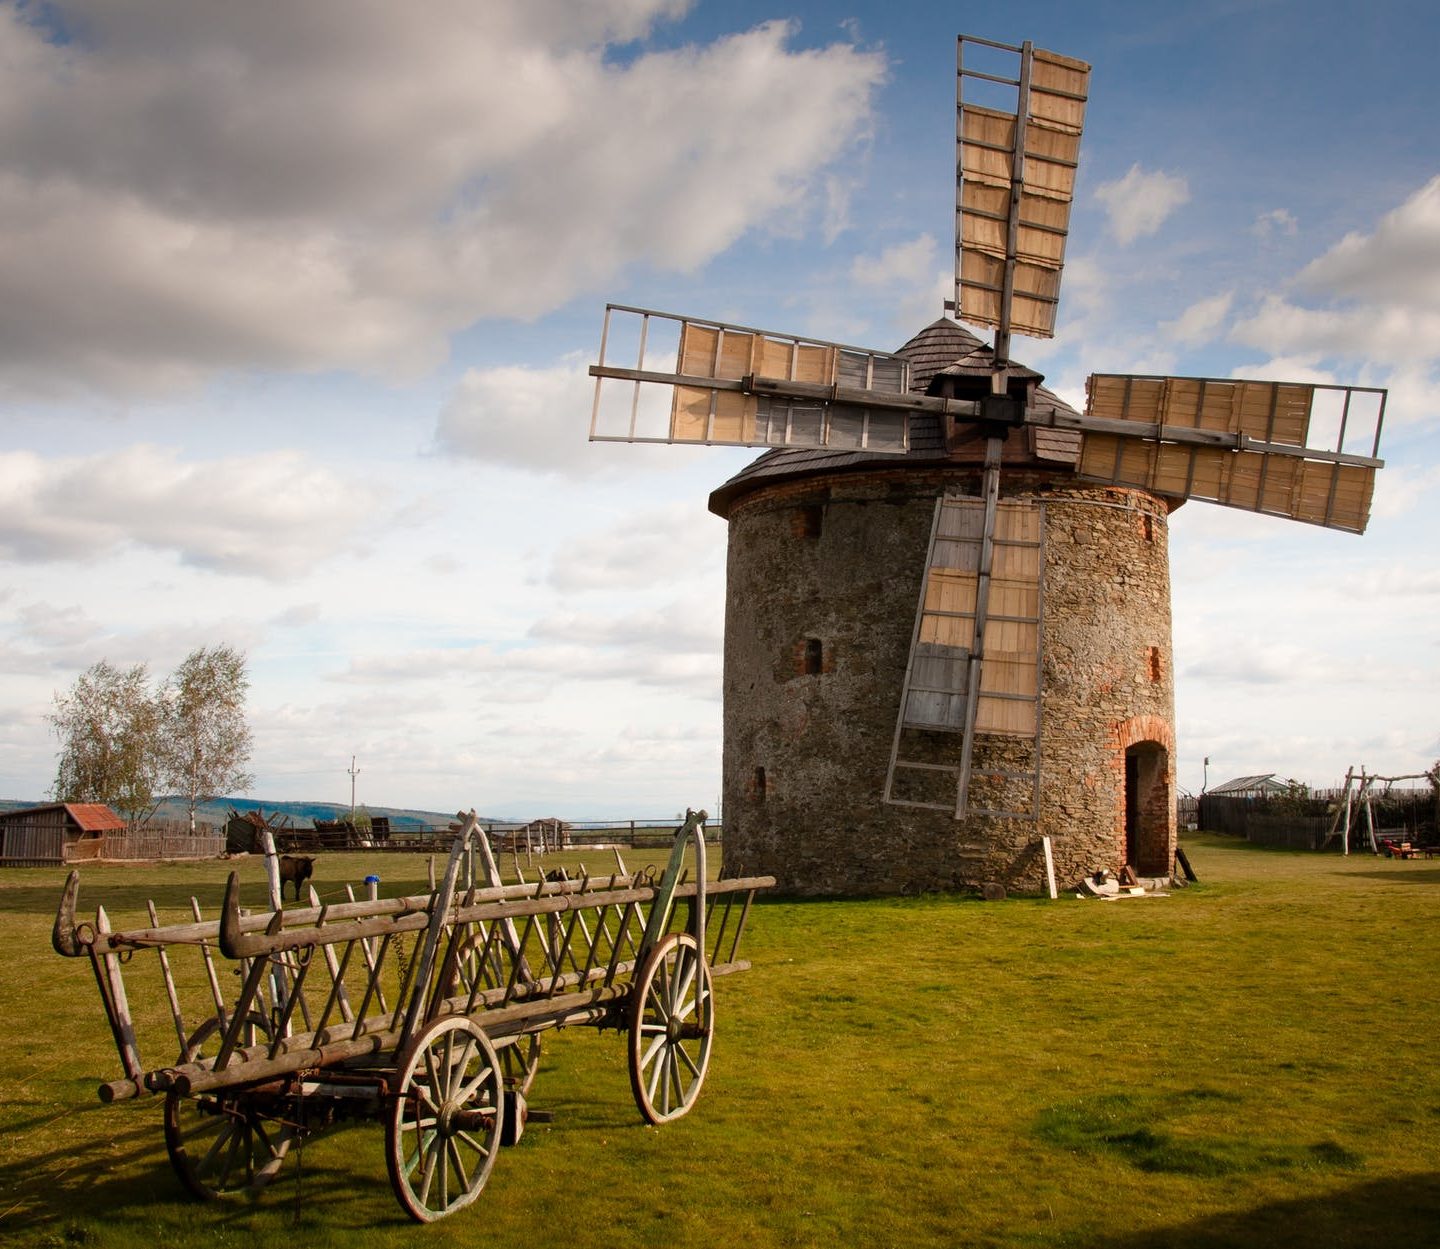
[65,803,126,831]
[0,802,126,831]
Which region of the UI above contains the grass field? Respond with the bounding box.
[2,834,1437,1248]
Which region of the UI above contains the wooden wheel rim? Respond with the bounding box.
[628,932,714,1125]
[164,1014,291,1200]
[385,1016,504,1223]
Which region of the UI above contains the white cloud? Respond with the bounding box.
[337,637,720,697]
[528,598,722,653]
[1057,255,1109,318]
[436,361,596,475]
[1093,164,1190,244]
[851,234,938,289]
[435,357,749,476]
[1222,354,1338,385]
[1230,294,1440,371]
[1338,563,1440,597]
[0,596,265,679]
[1161,292,1233,347]
[0,446,372,577]
[1372,463,1440,519]
[1252,208,1298,238]
[0,3,885,399]
[1297,174,1440,310]
[544,503,724,591]
[1228,178,1440,379]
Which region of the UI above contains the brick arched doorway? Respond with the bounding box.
[1124,740,1171,875]
[1113,714,1176,878]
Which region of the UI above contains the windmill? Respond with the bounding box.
[587,35,1386,893]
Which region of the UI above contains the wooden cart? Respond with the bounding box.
[52,810,772,1222]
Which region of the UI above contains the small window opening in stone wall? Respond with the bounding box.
[1142,513,1154,542]
[1148,646,1162,683]
[803,638,823,675]
[753,766,767,802]
[795,504,824,539]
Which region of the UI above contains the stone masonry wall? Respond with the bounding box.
[718,467,1176,895]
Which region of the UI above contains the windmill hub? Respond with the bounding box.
[979,394,1024,426]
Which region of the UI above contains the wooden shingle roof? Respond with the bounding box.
[708,317,1082,518]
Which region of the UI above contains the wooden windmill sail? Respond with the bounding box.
[588,33,1388,822]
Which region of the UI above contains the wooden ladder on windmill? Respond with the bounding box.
[883,485,1045,821]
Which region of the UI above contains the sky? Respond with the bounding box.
[1,0,1437,819]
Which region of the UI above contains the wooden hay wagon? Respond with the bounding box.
[52,810,772,1222]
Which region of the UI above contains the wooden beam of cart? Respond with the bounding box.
[217,871,771,960]
[53,869,646,958]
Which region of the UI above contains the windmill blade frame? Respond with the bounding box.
[1052,373,1388,533]
[589,304,921,454]
[954,35,1090,358]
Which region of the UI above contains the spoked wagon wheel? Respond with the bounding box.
[164,1089,297,1199]
[628,932,714,1125]
[164,1014,296,1200]
[386,1016,504,1223]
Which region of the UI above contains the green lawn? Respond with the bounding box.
[2,835,1437,1248]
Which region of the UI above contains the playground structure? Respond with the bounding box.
[1323,765,1440,855]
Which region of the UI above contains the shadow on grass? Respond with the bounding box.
[1034,1089,1363,1178]
[0,1115,406,1237]
[1340,867,1440,885]
[1079,1173,1440,1249]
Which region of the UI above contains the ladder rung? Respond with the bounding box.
[882,798,956,812]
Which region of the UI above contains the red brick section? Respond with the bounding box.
[790,504,824,539]
[1113,713,1174,755]
[1109,714,1178,873]
[790,637,833,676]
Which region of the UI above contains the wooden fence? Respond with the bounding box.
[73,823,227,862]
[1199,787,1437,851]
[2,821,226,867]
[282,820,726,857]
[4,816,720,866]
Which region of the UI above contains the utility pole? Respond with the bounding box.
[349,755,360,821]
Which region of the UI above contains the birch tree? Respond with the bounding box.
[49,660,160,830]
[158,645,256,832]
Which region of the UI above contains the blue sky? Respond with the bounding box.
[2,0,1437,817]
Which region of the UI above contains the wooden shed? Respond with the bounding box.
[1207,774,1291,798]
[0,803,125,867]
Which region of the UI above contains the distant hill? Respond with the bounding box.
[160,796,499,831]
[0,795,499,831]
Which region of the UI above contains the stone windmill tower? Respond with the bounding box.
[588,35,1387,895]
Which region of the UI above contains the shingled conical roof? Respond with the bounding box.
[707,316,1081,518]
[897,316,1042,392]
